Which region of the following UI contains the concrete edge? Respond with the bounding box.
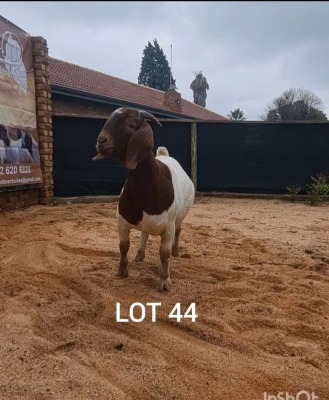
[54,192,328,204]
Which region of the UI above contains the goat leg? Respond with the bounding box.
[135,231,149,262]
[172,226,181,257]
[159,228,174,291]
[117,220,130,277]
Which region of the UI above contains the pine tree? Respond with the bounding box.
[138,39,176,91]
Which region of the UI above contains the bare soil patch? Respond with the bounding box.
[0,197,328,400]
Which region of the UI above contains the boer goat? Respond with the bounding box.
[93,107,195,291]
[0,124,34,164]
[16,130,34,161]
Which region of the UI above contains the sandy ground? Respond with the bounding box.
[0,197,328,400]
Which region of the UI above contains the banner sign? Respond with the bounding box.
[0,16,43,189]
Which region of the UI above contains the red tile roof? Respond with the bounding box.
[48,58,227,121]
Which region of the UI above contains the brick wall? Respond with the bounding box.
[52,94,116,118]
[0,36,54,212]
[0,189,39,212]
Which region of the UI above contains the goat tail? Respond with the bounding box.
[156,146,169,157]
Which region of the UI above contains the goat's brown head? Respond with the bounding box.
[93,108,161,170]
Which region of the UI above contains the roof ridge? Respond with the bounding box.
[49,56,168,95]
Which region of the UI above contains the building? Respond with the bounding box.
[48,58,227,197]
[49,57,227,121]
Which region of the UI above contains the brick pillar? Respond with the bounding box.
[31,36,54,205]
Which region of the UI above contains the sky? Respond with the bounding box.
[1,1,329,121]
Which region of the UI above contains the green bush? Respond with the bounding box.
[307,172,329,205]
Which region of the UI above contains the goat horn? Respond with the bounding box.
[139,111,162,127]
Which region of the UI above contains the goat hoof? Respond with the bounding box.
[134,250,145,262]
[117,268,128,278]
[159,278,171,292]
[172,248,179,257]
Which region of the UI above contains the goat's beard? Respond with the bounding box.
[92,152,105,161]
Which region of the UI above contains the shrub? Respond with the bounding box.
[307,172,329,205]
[286,186,302,202]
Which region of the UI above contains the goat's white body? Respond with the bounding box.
[18,148,34,163]
[4,146,34,164]
[154,155,195,230]
[136,210,174,236]
[20,132,40,163]
[10,138,23,148]
[118,155,195,236]
[0,132,38,164]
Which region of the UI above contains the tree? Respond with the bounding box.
[262,88,328,121]
[138,39,175,91]
[190,71,209,107]
[227,108,246,121]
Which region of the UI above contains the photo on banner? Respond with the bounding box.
[0,15,43,189]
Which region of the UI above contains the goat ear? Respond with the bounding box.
[125,122,154,170]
